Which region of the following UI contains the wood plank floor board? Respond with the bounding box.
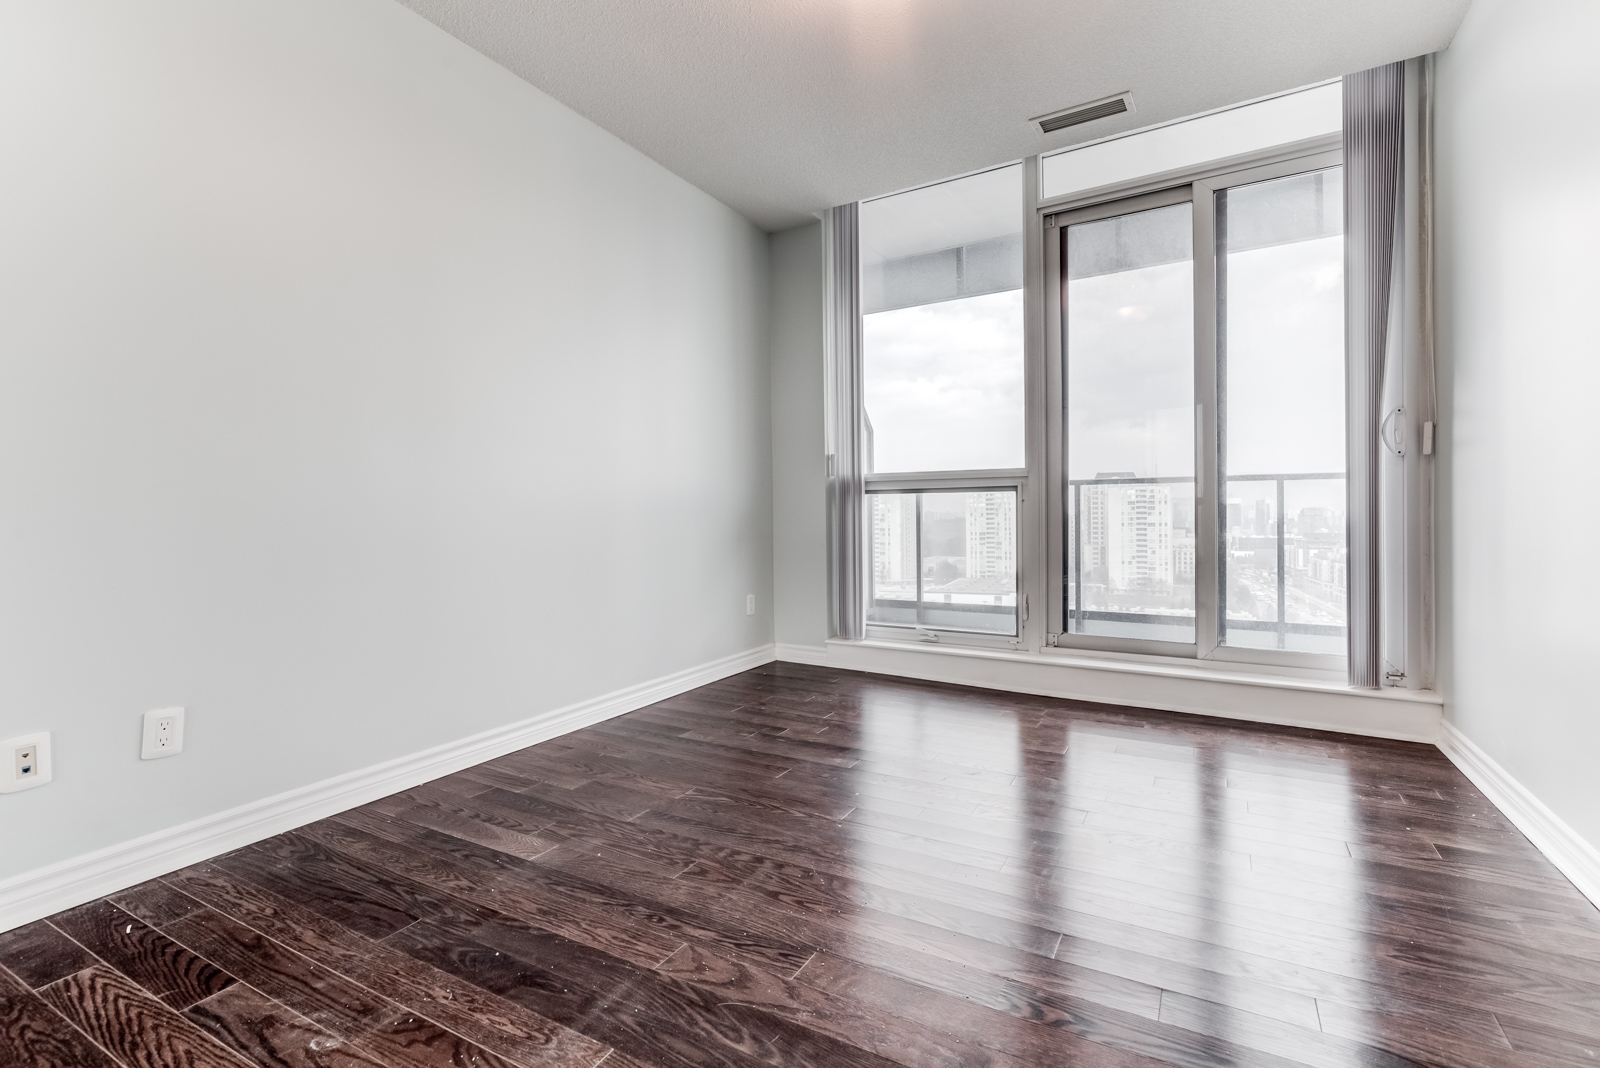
[161,904,403,1036]
[0,964,126,1068]
[1490,1011,1600,1067]
[517,820,1292,1038]
[363,790,568,861]
[222,833,459,937]
[451,761,548,796]
[711,852,1380,1012]
[772,946,1166,1067]
[586,795,1555,1025]
[651,941,1039,1068]
[39,964,256,1068]
[52,899,237,1010]
[679,781,860,823]
[108,880,208,930]
[159,889,608,1068]
[386,915,904,1068]
[247,822,688,971]
[591,1051,665,1068]
[307,814,811,974]
[1309,995,1518,1059]
[794,947,1323,1068]
[1154,988,1502,1068]
[491,749,697,802]
[184,983,391,1068]
[161,868,611,1068]
[646,791,1018,872]
[12,665,1600,1068]
[362,794,1188,1034]
[0,920,100,990]
[633,704,1074,778]
[1301,999,1595,1068]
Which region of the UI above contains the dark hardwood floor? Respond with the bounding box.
[4,662,1599,1068]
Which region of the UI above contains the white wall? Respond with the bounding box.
[1435,0,1600,849]
[769,223,830,654]
[0,0,771,883]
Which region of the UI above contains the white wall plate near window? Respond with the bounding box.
[1,732,53,793]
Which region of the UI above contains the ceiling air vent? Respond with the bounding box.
[1035,94,1130,134]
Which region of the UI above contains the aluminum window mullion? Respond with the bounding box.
[1021,153,1046,654]
[1042,213,1067,642]
[914,493,925,629]
[1193,179,1222,660]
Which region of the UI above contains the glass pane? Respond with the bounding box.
[1218,167,1345,653]
[1063,201,1195,643]
[867,492,918,627]
[1040,83,1340,201]
[868,489,1017,636]
[922,491,1017,634]
[861,165,1024,473]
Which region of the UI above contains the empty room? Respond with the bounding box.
[2,0,1598,1065]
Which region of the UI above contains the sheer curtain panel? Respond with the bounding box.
[1343,63,1405,688]
[824,204,866,640]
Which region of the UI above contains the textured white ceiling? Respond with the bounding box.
[394,0,1471,230]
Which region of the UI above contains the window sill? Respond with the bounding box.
[818,637,1442,742]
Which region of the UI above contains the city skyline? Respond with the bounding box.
[870,490,1018,635]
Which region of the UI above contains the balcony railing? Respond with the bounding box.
[1067,472,1346,650]
[866,597,1017,636]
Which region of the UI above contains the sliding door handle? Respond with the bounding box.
[1380,407,1405,457]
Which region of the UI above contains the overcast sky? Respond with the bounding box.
[862,228,1345,527]
[863,289,1025,472]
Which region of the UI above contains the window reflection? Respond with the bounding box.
[836,687,1376,1064]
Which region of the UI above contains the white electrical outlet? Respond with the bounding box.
[141,707,185,760]
[746,593,756,616]
[1,732,52,793]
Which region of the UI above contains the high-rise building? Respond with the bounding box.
[1298,506,1335,533]
[871,494,918,587]
[1173,533,1196,579]
[1084,478,1173,591]
[965,492,1016,585]
[1253,498,1273,536]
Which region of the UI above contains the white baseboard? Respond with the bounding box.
[0,643,777,934]
[821,639,1443,742]
[773,642,828,666]
[1437,722,1600,910]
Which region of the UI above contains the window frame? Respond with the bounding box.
[849,135,1350,672]
[1041,142,1347,671]
[863,478,1026,646]
[857,161,1037,650]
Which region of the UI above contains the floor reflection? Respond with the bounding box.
[843,684,1392,1065]
[761,665,1598,1067]
[17,662,1597,1068]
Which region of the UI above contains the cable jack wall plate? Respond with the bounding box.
[1,732,53,793]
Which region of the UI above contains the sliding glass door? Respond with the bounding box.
[1060,195,1196,645]
[1048,151,1346,665]
[1216,167,1346,653]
